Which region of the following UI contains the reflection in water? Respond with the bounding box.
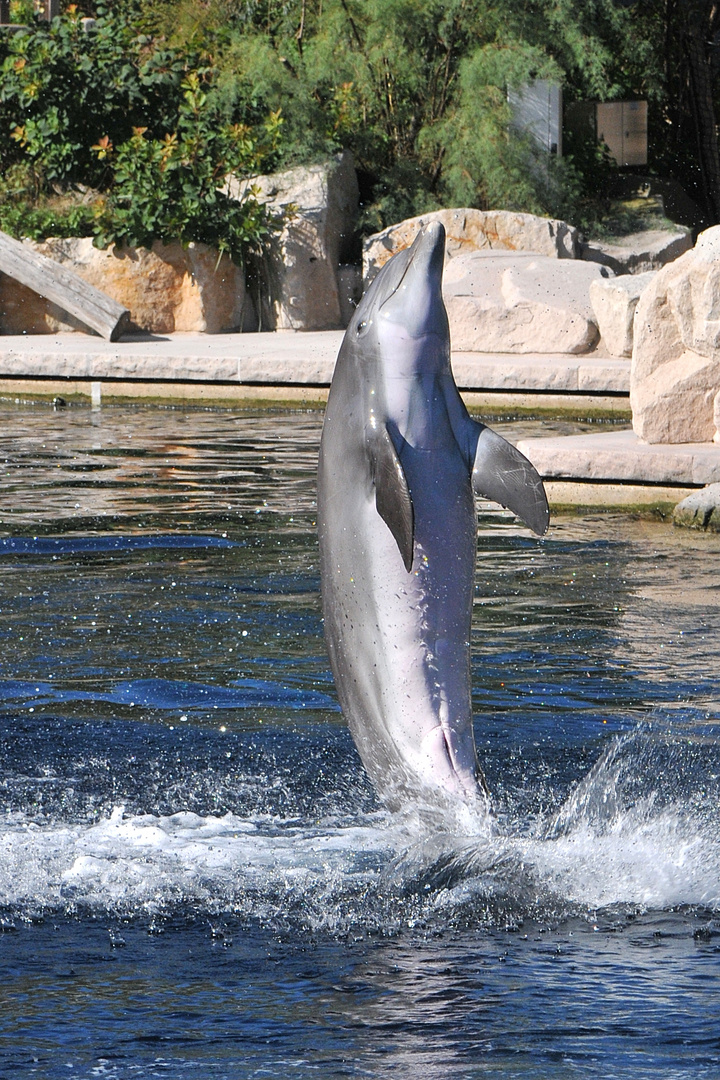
[0,403,718,1079]
[0,407,322,523]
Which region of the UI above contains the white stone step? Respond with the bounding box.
[0,332,630,395]
[516,429,720,487]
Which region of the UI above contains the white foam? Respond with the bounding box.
[0,806,400,917]
[518,803,720,910]
[2,734,720,922]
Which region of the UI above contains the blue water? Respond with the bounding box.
[0,404,719,1079]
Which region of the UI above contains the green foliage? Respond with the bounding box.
[93,75,283,260]
[0,3,284,260]
[429,40,569,215]
[202,0,650,230]
[0,4,188,186]
[9,0,36,23]
[0,162,97,239]
[0,0,694,248]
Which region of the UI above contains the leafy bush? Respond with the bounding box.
[0,0,674,250]
[0,3,284,260]
[0,158,97,240]
[92,76,284,262]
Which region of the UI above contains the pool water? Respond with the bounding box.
[0,404,718,1080]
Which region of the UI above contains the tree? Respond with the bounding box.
[205,0,648,228]
[653,0,720,223]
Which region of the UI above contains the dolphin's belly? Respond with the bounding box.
[319,440,480,805]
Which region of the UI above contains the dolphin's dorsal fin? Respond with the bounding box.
[470,423,549,536]
[373,425,415,571]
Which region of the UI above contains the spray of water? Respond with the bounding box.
[1,723,718,933]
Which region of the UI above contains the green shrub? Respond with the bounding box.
[92,76,284,262]
[0,0,672,251]
[0,3,284,261]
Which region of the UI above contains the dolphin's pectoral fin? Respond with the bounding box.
[470,424,550,536]
[373,426,415,571]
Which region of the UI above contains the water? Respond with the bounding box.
[0,403,719,1079]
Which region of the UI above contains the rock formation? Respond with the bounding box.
[363,207,578,287]
[0,154,360,336]
[0,238,247,335]
[631,226,720,443]
[673,483,720,530]
[443,251,610,354]
[590,272,656,357]
[228,151,359,331]
[363,209,694,355]
[0,171,697,346]
[580,228,691,275]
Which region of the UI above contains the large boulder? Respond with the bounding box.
[580,228,692,275]
[229,151,359,331]
[442,251,610,354]
[631,353,720,443]
[631,226,720,443]
[0,238,247,335]
[363,208,578,287]
[590,271,656,357]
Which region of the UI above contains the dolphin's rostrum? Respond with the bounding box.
[318,222,549,813]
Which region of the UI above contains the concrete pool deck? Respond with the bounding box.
[1,329,719,509]
[0,330,631,415]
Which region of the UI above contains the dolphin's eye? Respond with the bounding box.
[356,320,367,334]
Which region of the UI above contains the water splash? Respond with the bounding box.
[2,725,719,933]
[523,725,720,910]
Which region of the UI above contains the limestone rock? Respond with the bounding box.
[630,351,720,443]
[632,268,685,385]
[0,238,247,335]
[580,228,692,275]
[443,252,609,354]
[363,208,578,287]
[634,226,720,371]
[631,226,720,442]
[715,390,720,443]
[230,152,359,330]
[666,227,720,357]
[590,271,656,357]
[673,483,720,530]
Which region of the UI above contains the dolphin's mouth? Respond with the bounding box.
[378,221,446,312]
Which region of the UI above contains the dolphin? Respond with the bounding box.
[317,222,548,814]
